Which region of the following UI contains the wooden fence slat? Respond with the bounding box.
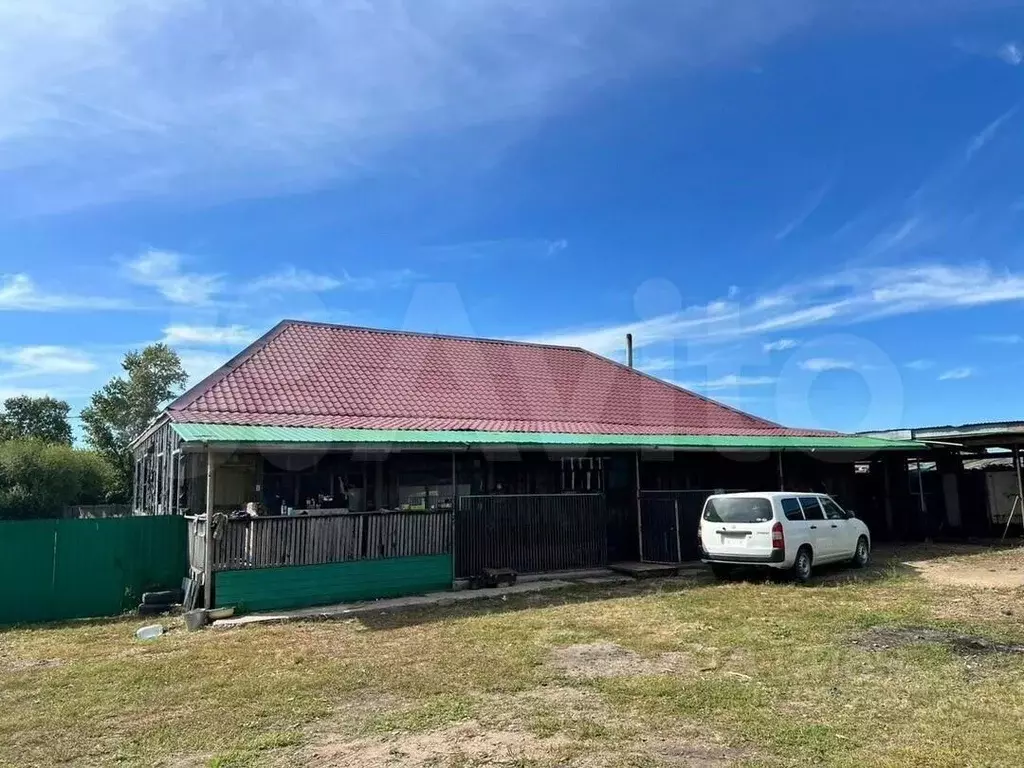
[188,511,452,571]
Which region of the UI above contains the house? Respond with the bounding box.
[132,320,924,611]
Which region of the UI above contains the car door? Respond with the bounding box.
[779,496,809,553]
[797,496,831,560]
[821,497,856,558]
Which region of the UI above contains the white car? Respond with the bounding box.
[699,492,871,582]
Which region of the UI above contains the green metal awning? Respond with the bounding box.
[170,422,926,452]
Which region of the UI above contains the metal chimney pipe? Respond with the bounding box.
[626,333,634,368]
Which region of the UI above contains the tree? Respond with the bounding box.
[81,344,188,499]
[0,395,73,444]
[0,440,116,519]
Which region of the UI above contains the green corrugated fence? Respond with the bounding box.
[0,516,187,625]
[214,554,453,613]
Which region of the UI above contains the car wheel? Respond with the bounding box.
[710,564,734,580]
[852,536,870,568]
[791,547,813,583]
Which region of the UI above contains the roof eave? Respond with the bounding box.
[169,423,927,453]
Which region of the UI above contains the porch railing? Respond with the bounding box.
[188,510,452,572]
[455,493,607,578]
[639,489,744,562]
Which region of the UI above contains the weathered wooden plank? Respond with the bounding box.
[208,511,451,569]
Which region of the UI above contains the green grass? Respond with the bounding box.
[1,546,1024,767]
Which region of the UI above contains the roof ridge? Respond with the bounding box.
[278,318,589,353]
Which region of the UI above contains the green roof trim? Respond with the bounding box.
[170,422,926,452]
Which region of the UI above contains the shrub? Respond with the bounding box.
[0,440,118,519]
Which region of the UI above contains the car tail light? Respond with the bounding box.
[771,522,785,550]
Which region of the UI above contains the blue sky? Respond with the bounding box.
[2,0,1024,434]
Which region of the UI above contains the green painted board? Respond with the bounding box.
[172,422,925,452]
[214,554,453,613]
[0,516,187,626]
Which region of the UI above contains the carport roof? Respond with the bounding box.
[863,421,1024,449]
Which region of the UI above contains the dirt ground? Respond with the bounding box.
[4,542,1024,768]
[895,542,1024,588]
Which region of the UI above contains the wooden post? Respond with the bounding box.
[374,458,384,510]
[776,451,785,491]
[451,450,457,581]
[882,460,894,536]
[203,448,215,610]
[635,451,644,562]
[673,499,682,563]
[916,459,926,512]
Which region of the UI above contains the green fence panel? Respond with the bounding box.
[215,554,453,613]
[0,519,59,625]
[0,516,187,625]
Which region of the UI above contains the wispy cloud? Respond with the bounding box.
[956,39,1024,66]
[775,178,832,241]
[799,358,856,372]
[0,345,97,376]
[763,338,798,353]
[905,359,934,370]
[427,238,569,262]
[966,107,1018,161]
[0,1,820,212]
[998,42,1024,66]
[0,273,129,312]
[636,357,677,375]
[124,250,222,305]
[162,325,256,347]
[246,267,342,293]
[977,333,1022,344]
[939,367,973,381]
[543,239,568,257]
[679,374,777,391]
[531,262,1024,358]
[862,217,922,259]
[245,266,418,293]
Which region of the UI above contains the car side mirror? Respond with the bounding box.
[846,509,857,519]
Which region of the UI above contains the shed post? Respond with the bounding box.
[915,458,928,539]
[776,451,785,491]
[882,460,894,536]
[635,451,644,562]
[1014,444,1023,510]
[204,447,215,609]
[1006,445,1024,540]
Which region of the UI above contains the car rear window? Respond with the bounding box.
[703,497,774,524]
[781,497,804,521]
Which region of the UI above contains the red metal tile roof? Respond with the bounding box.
[168,321,831,437]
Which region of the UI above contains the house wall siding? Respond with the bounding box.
[213,554,453,612]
